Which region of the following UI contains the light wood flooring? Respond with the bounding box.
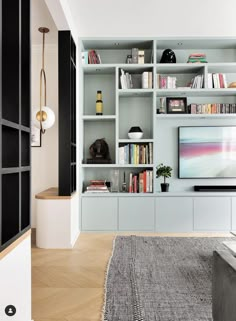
[32,232,232,321]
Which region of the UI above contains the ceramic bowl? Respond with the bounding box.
[128,126,143,139]
[128,132,143,139]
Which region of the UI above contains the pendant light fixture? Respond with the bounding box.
[33,27,55,133]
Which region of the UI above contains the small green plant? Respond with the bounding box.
[156,163,172,184]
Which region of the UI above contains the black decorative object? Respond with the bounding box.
[87,138,112,164]
[128,126,143,139]
[160,49,176,63]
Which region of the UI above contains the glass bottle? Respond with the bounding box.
[96,90,103,115]
[159,97,165,114]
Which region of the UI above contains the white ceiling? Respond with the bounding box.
[31,0,58,45]
[65,0,236,37]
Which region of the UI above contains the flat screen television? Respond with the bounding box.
[178,126,236,178]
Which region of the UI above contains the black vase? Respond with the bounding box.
[161,183,169,192]
[160,49,176,63]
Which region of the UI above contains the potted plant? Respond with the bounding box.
[156,163,173,192]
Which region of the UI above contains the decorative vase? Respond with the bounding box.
[159,97,165,114]
[161,183,169,192]
[128,126,143,139]
[160,49,176,63]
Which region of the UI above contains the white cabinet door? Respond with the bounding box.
[119,197,155,231]
[155,197,193,232]
[81,197,118,231]
[193,197,231,231]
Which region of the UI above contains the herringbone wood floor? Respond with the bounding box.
[32,232,232,321]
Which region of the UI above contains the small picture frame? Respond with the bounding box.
[31,123,42,147]
[166,97,187,114]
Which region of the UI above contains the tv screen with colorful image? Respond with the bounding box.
[178,126,236,178]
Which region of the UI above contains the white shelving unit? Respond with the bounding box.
[79,37,236,232]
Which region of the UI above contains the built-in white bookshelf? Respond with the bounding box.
[79,37,236,232]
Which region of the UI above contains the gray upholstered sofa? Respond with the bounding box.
[212,250,236,321]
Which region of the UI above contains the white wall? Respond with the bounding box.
[31,44,58,227]
[0,237,31,321]
[66,0,236,37]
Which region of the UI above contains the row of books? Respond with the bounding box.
[190,74,204,88]
[156,75,176,89]
[187,53,207,63]
[128,170,153,193]
[81,50,102,65]
[156,73,229,90]
[188,103,236,114]
[119,143,153,165]
[120,69,153,89]
[85,180,109,193]
[208,73,227,88]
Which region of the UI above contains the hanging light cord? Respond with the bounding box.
[37,27,50,133]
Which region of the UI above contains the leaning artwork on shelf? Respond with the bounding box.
[31,122,41,147]
[166,97,187,114]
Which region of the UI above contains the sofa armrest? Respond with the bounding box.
[212,250,236,321]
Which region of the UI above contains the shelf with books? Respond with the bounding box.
[156,94,236,114]
[206,67,236,89]
[119,67,153,89]
[80,37,236,231]
[80,39,154,64]
[118,142,153,165]
[81,166,153,194]
[156,67,205,89]
[126,169,154,193]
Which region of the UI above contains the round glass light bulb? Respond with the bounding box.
[33,106,55,130]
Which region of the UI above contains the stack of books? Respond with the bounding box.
[187,53,207,63]
[156,75,177,89]
[128,170,153,193]
[142,72,153,89]
[88,50,101,64]
[208,73,227,88]
[188,103,236,114]
[119,143,153,165]
[85,180,109,193]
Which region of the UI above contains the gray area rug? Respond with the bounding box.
[103,235,232,321]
